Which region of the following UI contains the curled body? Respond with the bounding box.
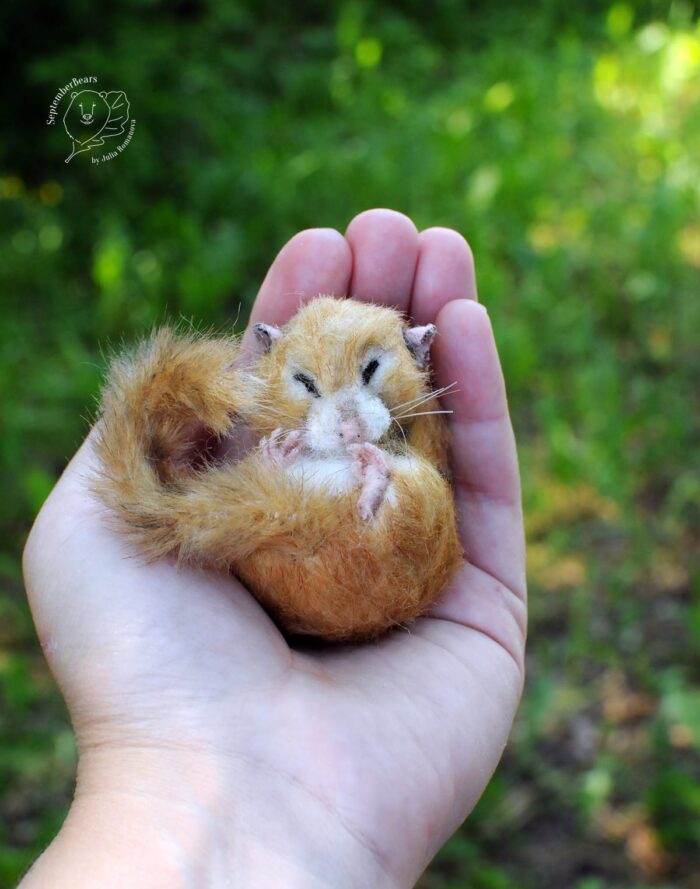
[94,296,463,641]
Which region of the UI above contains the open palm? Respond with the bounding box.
[23,209,526,888]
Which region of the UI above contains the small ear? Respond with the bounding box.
[253,322,282,353]
[71,92,78,98]
[403,324,437,368]
[99,91,106,98]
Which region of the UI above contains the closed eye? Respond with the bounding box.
[293,372,321,397]
[362,358,379,385]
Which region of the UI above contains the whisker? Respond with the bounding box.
[391,417,409,451]
[396,381,458,408]
[393,409,454,420]
[391,418,415,470]
[390,382,459,415]
[391,392,436,413]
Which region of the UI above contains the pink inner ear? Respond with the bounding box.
[253,323,282,353]
[403,324,437,367]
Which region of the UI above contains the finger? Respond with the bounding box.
[345,209,419,312]
[240,228,352,354]
[432,299,526,602]
[410,227,477,325]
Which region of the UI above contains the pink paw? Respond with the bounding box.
[260,428,303,464]
[348,442,391,521]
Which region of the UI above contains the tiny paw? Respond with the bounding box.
[347,442,391,521]
[347,442,391,479]
[261,428,304,464]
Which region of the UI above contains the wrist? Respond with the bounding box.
[20,746,401,889]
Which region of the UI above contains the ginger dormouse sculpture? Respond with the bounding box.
[94,296,463,641]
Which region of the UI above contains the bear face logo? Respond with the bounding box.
[78,99,98,124]
[62,89,130,163]
[64,91,110,140]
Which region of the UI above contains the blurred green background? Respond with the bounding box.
[1,0,699,886]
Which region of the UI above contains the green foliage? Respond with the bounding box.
[1,1,699,886]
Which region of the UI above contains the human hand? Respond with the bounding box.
[21,209,526,889]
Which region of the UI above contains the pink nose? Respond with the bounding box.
[339,420,362,443]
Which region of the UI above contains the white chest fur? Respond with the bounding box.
[280,452,414,514]
[285,455,359,495]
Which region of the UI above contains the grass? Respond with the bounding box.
[1,1,699,886]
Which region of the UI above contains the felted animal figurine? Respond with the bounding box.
[94,296,463,641]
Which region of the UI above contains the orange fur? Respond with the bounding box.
[93,297,463,641]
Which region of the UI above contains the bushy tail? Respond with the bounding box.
[92,327,253,560]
